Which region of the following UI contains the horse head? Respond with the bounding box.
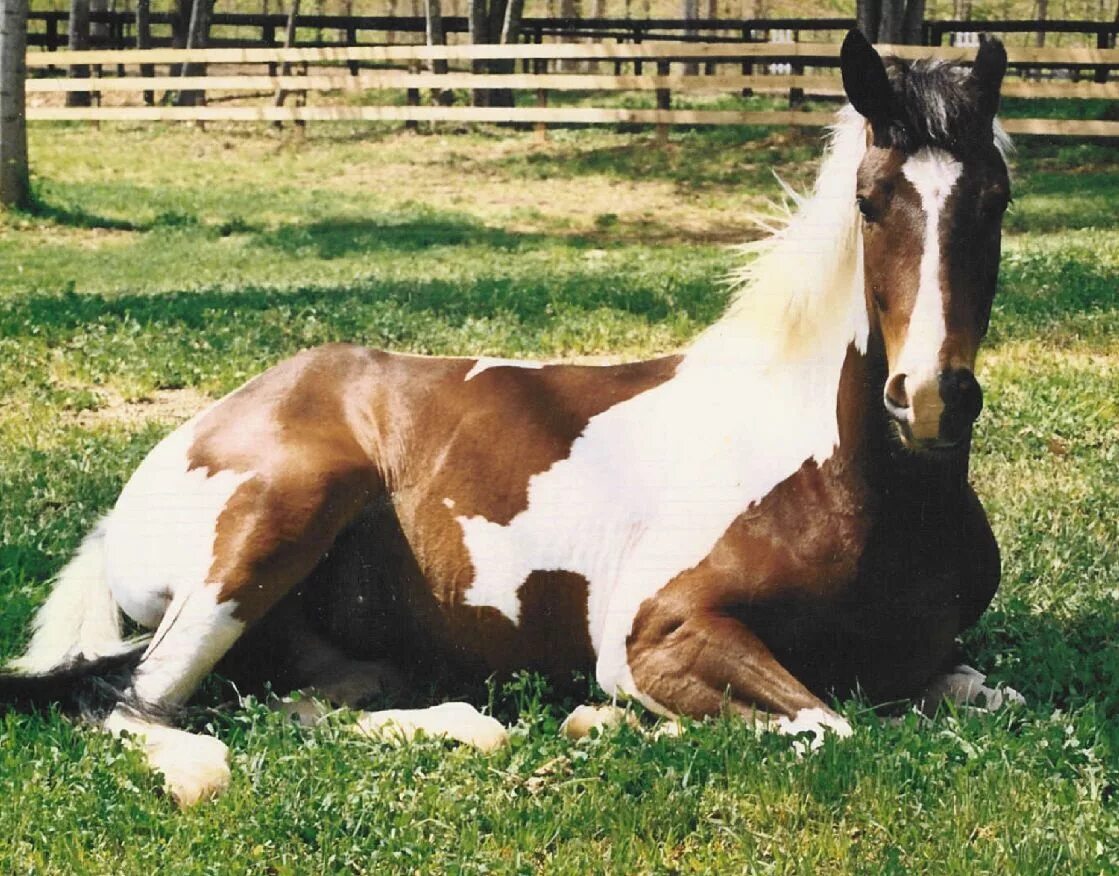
[840,30,1010,454]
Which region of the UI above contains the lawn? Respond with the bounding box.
[0,120,1116,874]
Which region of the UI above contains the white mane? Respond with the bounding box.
[688,105,871,365]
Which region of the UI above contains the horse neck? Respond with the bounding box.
[840,331,972,509]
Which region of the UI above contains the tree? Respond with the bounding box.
[467,0,523,106]
[856,0,925,44]
[0,0,29,209]
[66,0,90,107]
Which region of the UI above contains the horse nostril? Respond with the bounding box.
[885,373,909,411]
[939,369,983,420]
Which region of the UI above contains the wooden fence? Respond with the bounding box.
[25,12,1119,52]
[25,42,1119,138]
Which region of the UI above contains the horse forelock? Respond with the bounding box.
[880,58,1012,159]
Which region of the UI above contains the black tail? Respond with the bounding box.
[0,643,147,716]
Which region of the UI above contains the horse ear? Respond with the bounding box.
[840,29,893,135]
[970,34,1008,118]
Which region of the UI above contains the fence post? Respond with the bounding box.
[789,29,803,108]
[406,82,420,131]
[1095,29,1109,84]
[535,85,547,143]
[655,58,669,146]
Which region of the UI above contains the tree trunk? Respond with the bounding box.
[273,0,301,125]
[858,0,924,44]
[468,0,489,105]
[0,0,28,209]
[856,0,879,40]
[500,0,522,44]
[877,0,904,43]
[682,0,697,73]
[89,0,107,44]
[426,0,448,74]
[901,0,924,44]
[426,0,452,105]
[135,0,153,104]
[177,0,211,106]
[1035,0,1047,47]
[66,0,90,106]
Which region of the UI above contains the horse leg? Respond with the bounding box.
[918,663,1025,714]
[103,586,246,807]
[264,616,508,752]
[102,461,378,805]
[626,593,853,750]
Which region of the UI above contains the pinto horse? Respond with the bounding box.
[3,31,1023,805]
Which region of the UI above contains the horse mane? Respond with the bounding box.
[692,104,870,365]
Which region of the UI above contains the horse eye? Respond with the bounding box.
[856,196,877,223]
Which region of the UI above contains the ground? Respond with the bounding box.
[0,118,1116,873]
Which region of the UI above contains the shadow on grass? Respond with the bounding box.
[0,269,727,339]
[24,194,141,233]
[1006,171,1119,233]
[970,597,1119,724]
[489,126,825,190]
[253,216,540,258]
[23,189,210,234]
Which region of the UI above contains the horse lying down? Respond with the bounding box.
[1,31,1023,806]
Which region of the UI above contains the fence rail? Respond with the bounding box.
[25,41,1119,66]
[24,43,1119,138]
[26,12,1119,52]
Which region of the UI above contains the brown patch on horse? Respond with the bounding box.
[189,345,386,623]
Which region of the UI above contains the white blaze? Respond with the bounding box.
[893,148,962,404]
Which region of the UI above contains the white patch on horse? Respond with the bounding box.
[442,497,455,509]
[456,113,873,702]
[777,707,854,754]
[464,358,545,381]
[103,411,253,630]
[891,148,963,410]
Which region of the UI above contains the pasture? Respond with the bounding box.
[0,118,1116,872]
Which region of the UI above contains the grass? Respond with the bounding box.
[1,120,1117,873]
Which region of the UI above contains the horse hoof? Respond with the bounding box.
[559,704,638,740]
[355,702,508,752]
[146,731,231,808]
[776,707,854,754]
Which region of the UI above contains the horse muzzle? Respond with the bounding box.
[884,367,983,452]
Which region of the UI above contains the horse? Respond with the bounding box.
[1,31,1023,806]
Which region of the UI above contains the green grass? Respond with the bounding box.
[1,121,1117,873]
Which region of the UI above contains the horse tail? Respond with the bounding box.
[7,519,141,675]
[0,646,148,713]
[1,518,152,712]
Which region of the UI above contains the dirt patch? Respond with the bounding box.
[74,387,212,429]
